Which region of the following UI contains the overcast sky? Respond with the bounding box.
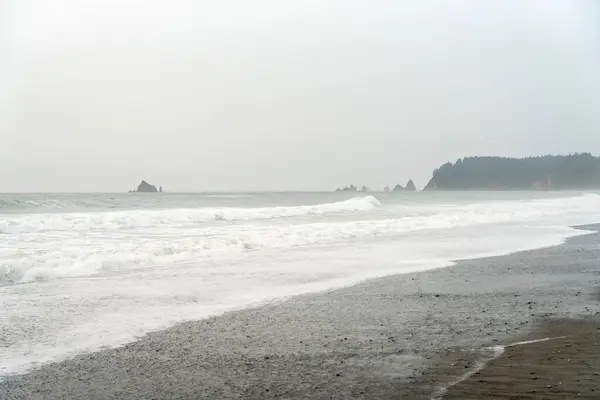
[1,0,599,192]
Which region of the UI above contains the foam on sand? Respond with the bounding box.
[1,193,600,377]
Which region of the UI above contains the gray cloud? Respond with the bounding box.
[1,0,599,191]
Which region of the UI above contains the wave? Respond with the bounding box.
[0,196,381,234]
[2,194,600,284]
[2,193,600,380]
[0,198,70,210]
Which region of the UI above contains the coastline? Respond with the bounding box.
[1,225,599,399]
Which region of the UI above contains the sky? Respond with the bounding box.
[1,0,599,192]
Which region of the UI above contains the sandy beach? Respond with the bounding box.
[1,225,599,399]
[441,318,600,399]
[3,0,600,397]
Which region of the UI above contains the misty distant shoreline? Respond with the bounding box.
[4,153,600,194]
[424,153,600,191]
[334,153,600,192]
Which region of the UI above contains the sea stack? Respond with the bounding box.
[134,180,159,193]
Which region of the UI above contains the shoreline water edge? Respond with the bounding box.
[1,224,599,399]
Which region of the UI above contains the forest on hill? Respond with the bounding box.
[424,153,600,190]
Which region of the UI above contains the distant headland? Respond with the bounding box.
[129,180,163,193]
[424,153,600,190]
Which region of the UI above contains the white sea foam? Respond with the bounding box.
[1,194,599,283]
[0,195,381,234]
[1,192,600,377]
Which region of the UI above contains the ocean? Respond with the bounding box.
[1,191,600,377]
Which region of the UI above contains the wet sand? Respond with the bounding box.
[1,225,599,399]
[442,319,600,399]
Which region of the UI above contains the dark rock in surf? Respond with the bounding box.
[335,185,358,192]
[133,180,159,193]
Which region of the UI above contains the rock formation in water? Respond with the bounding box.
[336,185,358,192]
[391,180,416,191]
[424,153,600,190]
[131,180,159,193]
[335,182,414,192]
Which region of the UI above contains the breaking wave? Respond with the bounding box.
[0,196,381,234]
[2,192,600,377]
[1,194,600,284]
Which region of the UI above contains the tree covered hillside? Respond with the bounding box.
[424,154,600,190]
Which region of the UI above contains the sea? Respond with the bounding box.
[1,191,600,377]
